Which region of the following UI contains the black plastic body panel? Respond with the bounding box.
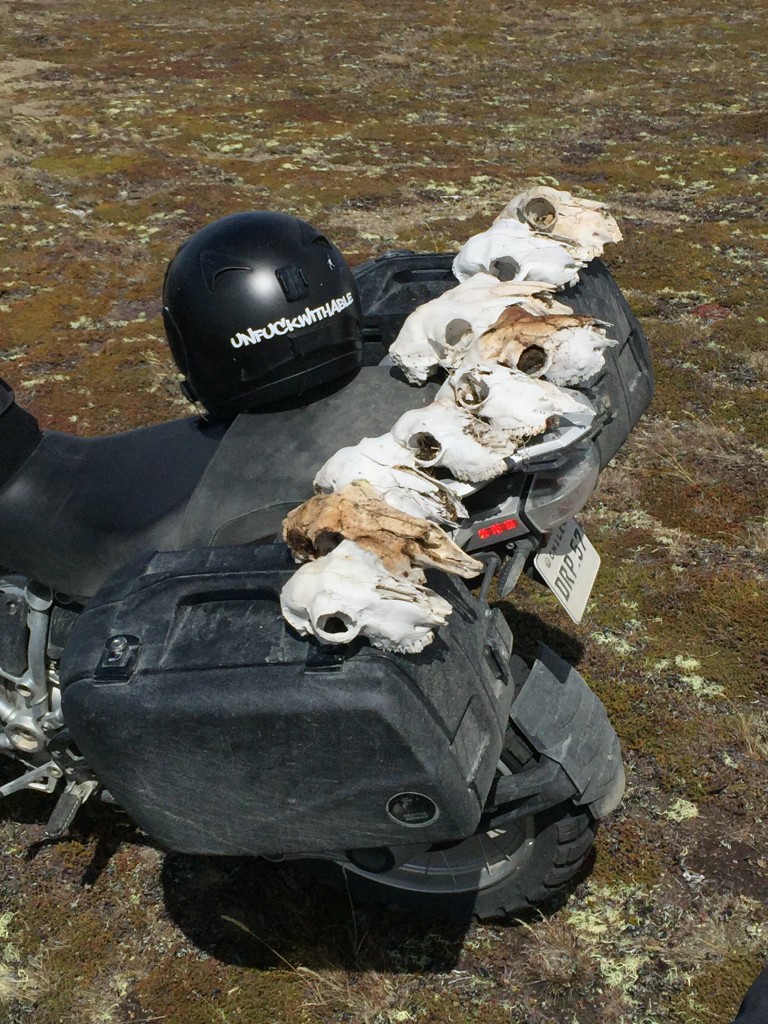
[59,545,515,856]
[176,366,439,550]
[560,260,654,468]
[353,253,653,468]
[354,253,457,361]
[0,384,42,492]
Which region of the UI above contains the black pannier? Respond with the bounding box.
[60,544,517,856]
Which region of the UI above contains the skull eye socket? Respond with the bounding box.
[516,345,549,376]
[490,255,520,281]
[456,374,489,408]
[444,318,472,347]
[407,432,441,464]
[522,197,557,232]
[314,530,344,556]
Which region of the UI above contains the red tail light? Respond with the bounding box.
[477,518,520,541]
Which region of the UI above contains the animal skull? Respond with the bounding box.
[543,324,617,385]
[389,273,572,384]
[452,219,584,288]
[314,433,469,524]
[496,186,622,262]
[280,539,453,654]
[440,362,585,435]
[391,399,520,483]
[283,481,483,578]
[475,305,614,384]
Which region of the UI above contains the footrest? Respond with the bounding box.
[45,780,98,837]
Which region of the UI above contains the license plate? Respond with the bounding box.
[534,518,600,624]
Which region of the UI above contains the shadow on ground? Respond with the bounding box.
[161,852,473,971]
[495,600,586,667]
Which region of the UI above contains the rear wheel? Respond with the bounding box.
[305,803,596,921]
[303,674,616,921]
[304,719,600,921]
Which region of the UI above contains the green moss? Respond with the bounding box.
[668,948,766,1024]
[32,151,148,178]
[91,199,160,224]
[708,387,768,445]
[136,958,309,1024]
[591,815,666,889]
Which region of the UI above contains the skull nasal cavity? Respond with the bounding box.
[314,530,344,556]
[317,613,353,635]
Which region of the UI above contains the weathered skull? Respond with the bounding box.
[283,481,483,578]
[280,539,453,654]
[452,219,584,288]
[440,362,585,435]
[389,273,571,384]
[314,433,468,524]
[391,399,519,483]
[496,186,622,262]
[475,305,614,384]
[543,324,617,385]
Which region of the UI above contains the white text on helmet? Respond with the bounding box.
[230,292,355,348]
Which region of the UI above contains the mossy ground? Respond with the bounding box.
[0,1,766,1022]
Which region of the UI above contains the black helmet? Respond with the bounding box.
[162,211,363,417]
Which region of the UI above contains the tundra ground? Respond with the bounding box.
[0,2,766,1022]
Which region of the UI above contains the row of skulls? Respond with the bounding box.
[279,186,623,655]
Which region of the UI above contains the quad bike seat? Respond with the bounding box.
[0,367,437,600]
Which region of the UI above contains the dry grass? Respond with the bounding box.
[300,968,414,1024]
[0,936,50,1012]
[633,418,765,482]
[220,909,417,1023]
[744,350,768,377]
[731,709,768,761]
[72,976,130,1024]
[744,519,768,554]
[517,915,597,994]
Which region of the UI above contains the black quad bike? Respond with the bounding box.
[0,253,652,920]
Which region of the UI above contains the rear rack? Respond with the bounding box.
[353,252,653,470]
